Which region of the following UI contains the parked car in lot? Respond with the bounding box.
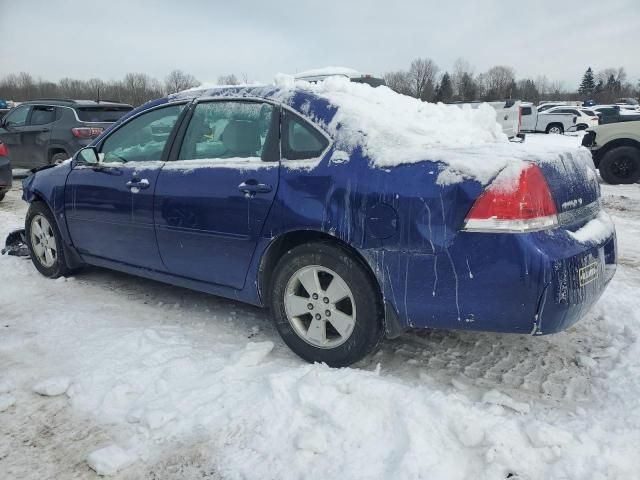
[0,99,133,169]
[582,120,640,184]
[592,105,640,125]
[0,141,11,201]
[545,106,599,130]
[20,82,616,366]
[520,102,579,134]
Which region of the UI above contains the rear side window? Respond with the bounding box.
[282,111,329,160]
[30,106,56,125]
[75,106,133,122]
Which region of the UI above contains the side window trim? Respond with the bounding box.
[281,107,332,161]
[167,98,282,163]
[94,101,190,163]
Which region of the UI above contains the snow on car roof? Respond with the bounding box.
[171,75,590,186]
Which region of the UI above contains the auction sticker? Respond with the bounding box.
[579,261,599,286]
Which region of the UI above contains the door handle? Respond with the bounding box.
[238,180,272,195]
[126,178,150,189]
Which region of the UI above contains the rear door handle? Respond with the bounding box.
[238,180,272,195]
[126,178,150,189]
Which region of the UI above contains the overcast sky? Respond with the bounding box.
[1,0,638,89]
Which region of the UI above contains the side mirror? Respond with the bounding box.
[76,146,100,166]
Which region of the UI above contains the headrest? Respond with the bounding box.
[222,120,260,156]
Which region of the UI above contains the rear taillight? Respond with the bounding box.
[463,163,558,232]
[71,127,103,139]
[0,142,7,157]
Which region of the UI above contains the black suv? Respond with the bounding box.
[0,99,133,168]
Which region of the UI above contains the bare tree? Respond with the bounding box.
[165,69,199,94]
[383,70,412,96]
[217,74,240,86]
[483,65,515,100]
[408,58,439,101]
[451,58,474,99]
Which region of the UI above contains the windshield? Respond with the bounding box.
[75,106,133,123]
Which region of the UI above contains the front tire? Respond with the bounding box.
[546,124,564,135]
[50,152,69,165]
[270,242,384,367]
[25,202,72,278]
[598,146,640,184]
[0,193,5,202]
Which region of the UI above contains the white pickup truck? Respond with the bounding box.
[520,102,578,134]
[452,100,522,139]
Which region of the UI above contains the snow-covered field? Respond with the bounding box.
[1,134,639,479]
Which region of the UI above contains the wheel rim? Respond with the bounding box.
[30,214,57,267]
[549,127,562,134]
[611,156,637,179]
[284,265,356,349]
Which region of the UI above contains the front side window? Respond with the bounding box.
[30,106,56,125]
[100,104,184,163]
[178,101,276,161]
[282,110,329,160]
[4,105,30,127]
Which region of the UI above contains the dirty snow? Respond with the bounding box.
[0,134,639,479]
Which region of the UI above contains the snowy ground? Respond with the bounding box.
[1,134,639,479]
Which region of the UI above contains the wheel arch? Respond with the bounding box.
[257,229,405,338]
[597,138,640,161]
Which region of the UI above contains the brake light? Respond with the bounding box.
[0,142,7,157]
[71,127,103,139]
[463,163,558,232]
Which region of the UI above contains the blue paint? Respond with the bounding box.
[22,86,617,337]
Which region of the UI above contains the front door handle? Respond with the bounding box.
[126,178,150,189]
[238,180,272,195]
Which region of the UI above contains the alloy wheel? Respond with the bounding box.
[284,265,356,349]
[30,214,57,267]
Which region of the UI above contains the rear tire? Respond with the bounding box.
[50,152,69,165]
[270,242,384,367]
[598,146,640,185]
[25,202,73,278]
[546,124,564,135]
[0,193,5,202]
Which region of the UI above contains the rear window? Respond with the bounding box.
[582,109,596,116]
[74,106,133,123]
[521,106,532,115]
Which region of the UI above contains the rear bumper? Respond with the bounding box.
[377,213,617,335]
[0,157,12,193]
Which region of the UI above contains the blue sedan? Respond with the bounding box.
[21,83,617,366]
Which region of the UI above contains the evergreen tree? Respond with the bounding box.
[578,67,596,95]
[435,72,453,102]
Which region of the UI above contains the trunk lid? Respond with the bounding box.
[536,149,600,225]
